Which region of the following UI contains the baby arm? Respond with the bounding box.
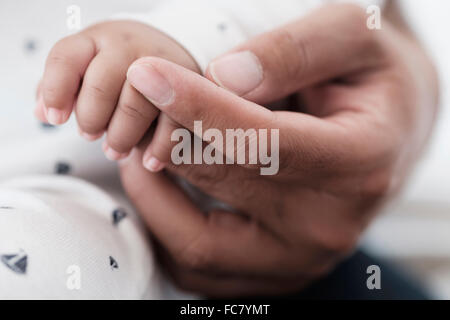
[35,20,200,160]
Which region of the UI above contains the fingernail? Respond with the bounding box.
[143,154,165,172]
[127,63,174,106]
[35,94,43,108]
[45,107,66,125]
[34,96,47,122]
[209,51,263,96]
[79,128,104,141]
[102,141,129,161]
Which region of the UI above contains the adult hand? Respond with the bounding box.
[120,4,438,297]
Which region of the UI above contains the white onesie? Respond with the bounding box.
[0,0,383,299]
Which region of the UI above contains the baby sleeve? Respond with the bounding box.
[0,175,162,299]
[116,0,385,72]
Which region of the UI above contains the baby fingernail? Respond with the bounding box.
[127,63,174,107]
[209,51,263,96]
[143,155,165,172]
[34,96,47,122]
[45,107,66,125]
[79,129,104,141]
[102,141,129,161]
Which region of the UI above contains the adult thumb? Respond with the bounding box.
[206,3,382,104]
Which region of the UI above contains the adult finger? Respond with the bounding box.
[126,57,282,173]
[126,57,356,176]
[159,248,306,298]
[206,3,384,104]
[127,57,275,135]
[119,149,292,275]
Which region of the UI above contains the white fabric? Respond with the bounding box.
[119,0,385,71]
[0,175,161,299]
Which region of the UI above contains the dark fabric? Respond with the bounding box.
[285,251,431,300]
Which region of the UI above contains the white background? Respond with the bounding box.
[0,0,450,298]
[363,0,450,299]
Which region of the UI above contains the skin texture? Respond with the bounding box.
[118,3,439,297]
[35,20,200,160]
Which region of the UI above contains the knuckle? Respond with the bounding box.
[48,36,83,68]
[118,100,154,121]
[47,52,72,68]
[84,83,110,101]
[268,28,308,84]
[48,43,71,63]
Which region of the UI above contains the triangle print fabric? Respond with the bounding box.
[1,251,28,275]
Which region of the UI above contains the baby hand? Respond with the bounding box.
[35,20,200,160]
